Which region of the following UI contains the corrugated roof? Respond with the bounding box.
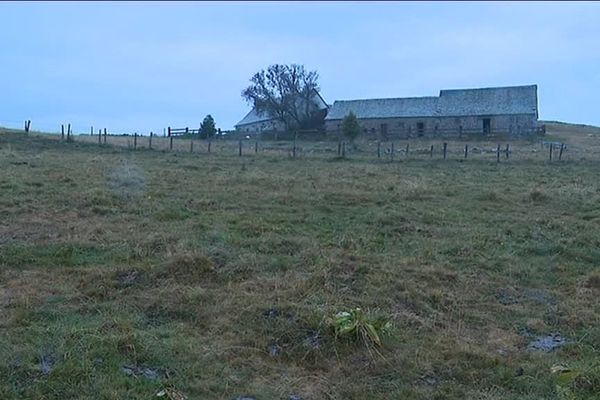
[325,85,538,120]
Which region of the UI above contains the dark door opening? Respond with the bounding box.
[483,118,491,134]
[380,123,388,138]
[417,122,425,135]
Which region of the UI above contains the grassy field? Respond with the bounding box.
[1,125,599,399]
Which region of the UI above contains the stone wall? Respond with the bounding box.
[325,113,538,138]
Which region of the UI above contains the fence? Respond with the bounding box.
[5,122,592,164]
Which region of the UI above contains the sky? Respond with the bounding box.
[1,1,599,134]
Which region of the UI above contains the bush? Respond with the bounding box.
[328,307,392,348]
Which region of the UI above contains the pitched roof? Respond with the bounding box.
[325,85,538,120]
[236,90,329,127]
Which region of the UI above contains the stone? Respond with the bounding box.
[527,333,569,352]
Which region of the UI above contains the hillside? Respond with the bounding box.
[0,130,599,399]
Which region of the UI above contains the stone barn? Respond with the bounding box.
[325,85,539,138]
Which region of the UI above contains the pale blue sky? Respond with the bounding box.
[1,1,599,133]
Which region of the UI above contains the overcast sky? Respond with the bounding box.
[1,1,599,133]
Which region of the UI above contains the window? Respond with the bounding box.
[380,123,388,136]
[417,122,425,134]
[398,122,405,128]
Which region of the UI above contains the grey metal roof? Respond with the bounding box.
[325,85,538,120]
[236,90,329,127]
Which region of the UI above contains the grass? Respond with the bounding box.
[1,125,599,399]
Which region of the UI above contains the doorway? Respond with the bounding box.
[483,118,491,134]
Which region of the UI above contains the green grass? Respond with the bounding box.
[1,128,599,399]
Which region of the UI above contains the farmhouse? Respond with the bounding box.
[325,84,539,138]
[235,90,329,133]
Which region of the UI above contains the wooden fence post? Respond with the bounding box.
[239,140,242,156]
[377,141,381,158]
[496,144,500,163]
[255,140,258,153]
[61,125,65,140]
[190,138,194,153]
[505,143,510,159]
[90,126,94,136]
[559,143,564,161]
[24,120,30,132]
[67,124,71,142]
[134,132,137,149]
[208,139,212,153]
[464,144,468,159]
[169,136,173,150]
[185,127,189,134]
[549,143,553,162]
[103,128,107,144]
[149,132,153,149]
[443,142,447,160]
[168,127,171,137]
[342,141,346,158]
[390,142,394,161]
[430,144,434,158]
[406,143,409,158]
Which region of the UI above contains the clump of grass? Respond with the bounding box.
[328,307,392,348]
[108,160,145,200]
[158,251,215,283]
[585,273,600,289]
[529,189,548,202]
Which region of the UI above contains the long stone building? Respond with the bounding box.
[325,84,539,138]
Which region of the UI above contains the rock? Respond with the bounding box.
[39,354,55,375]
[262,308,280,319]
[116,270,142,286]
[523,288,557,306]
[527,333,569,352]
[121,364,164,380]
[304,331,322,349]
[288,395,303,400]
[496,289,519,305]
[268,344,280,357]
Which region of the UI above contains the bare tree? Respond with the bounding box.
[242,64,322,130]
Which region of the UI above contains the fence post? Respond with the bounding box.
[208,139,212,153]
[549,143,553,162]
[443,142,447,160]
[90,126,94,136]
[377,141,381,158]
[239,140,242,156]
[497,144,500,163]
[505,143,510,159]
[390,142,394,161]
[342,141,346,158]
[98,128,101,144]
[185,127,189,134]
[61,125,65,140]
[133,132,137,149]
[149,131,153,149]
[406,143,409,158]
[559,143,564,161]
[67,124,71,142]
[464,144,468,159]
[430,144,434,158]
[103,128,107,144]
[293,132,297,158]
[190,138,194,153]
[255,140,258,153]
[168,127,171,137]
[169,136,173,150]
[24,120,30,132]
[337,141,341,156]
